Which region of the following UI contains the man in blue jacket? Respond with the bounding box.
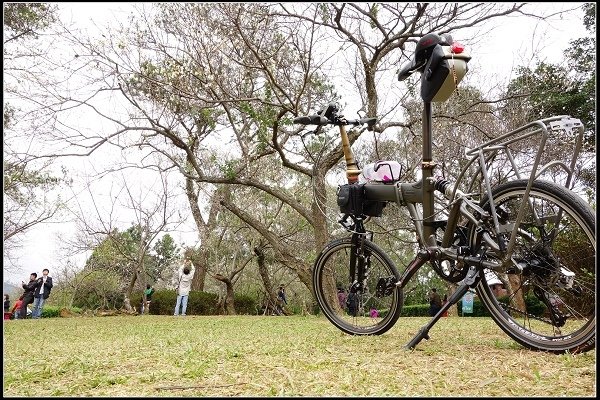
[31,268,53,319]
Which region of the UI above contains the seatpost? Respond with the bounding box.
[339,125,361,184]
[421,102,436,241]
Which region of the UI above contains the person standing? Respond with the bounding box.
[4,294,10,320]
[19,273,38,319]
[142,284,155,314]
[11,295,25,319]
[441,294,449,317]
[174,258,195,316]
[276,284,288,315]
[31,268,53,319]
[346,291,358,317]
[337,287,347,310]
[428,288,442,317]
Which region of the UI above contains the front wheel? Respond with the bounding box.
[313,237,403,335]
[471,180,596,354]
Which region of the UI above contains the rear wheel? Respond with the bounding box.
[471,180,595,353]
[313,237,403,335]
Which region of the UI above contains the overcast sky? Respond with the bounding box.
[3,3,592,285]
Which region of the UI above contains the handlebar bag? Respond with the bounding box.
[337,183,386,217]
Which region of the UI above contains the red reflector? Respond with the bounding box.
[451,42,464,54]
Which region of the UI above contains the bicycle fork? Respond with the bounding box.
[349,230,370,295]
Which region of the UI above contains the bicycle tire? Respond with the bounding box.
[313,237,403,335]
[470,179,595,354]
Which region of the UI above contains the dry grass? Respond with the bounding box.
[2,315,596,397]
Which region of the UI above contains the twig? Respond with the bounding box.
[155,382,247,391]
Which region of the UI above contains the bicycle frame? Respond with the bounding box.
[335,101,586,349]
[300,26,594,351]
[288,86,596,351]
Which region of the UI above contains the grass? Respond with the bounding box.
[2,315,596,397]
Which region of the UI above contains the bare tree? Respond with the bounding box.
[3,3,69,269]
[65,170,184,311]
[16,3,560,300]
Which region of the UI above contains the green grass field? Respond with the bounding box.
[2,315,596,397]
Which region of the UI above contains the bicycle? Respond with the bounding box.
[294,33,596,354]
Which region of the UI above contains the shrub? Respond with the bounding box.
[233,294,258,315]
[40,306,82,318]
[133,290,258,315]
[400,304,430,317]
[456,294,545,317]
[71,270,124,310]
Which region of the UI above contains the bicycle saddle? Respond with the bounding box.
[397,33,470,102]
[398,33,452,81]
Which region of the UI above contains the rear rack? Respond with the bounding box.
[454,115,585,198]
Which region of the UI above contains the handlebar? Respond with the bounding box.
[293,115,377,129]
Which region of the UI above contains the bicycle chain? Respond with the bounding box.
[501,303,554,325]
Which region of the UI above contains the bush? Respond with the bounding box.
[234,294,258,315]
[400,304,430,317]
[143,290,218,315]
[133,290,258,315]
[456,294,545,317]
[40,306,82,318]
[71,270,124,310]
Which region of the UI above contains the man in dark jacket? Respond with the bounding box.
[32,268,53,319]
[18,272,38,319]
[428,288,442,316]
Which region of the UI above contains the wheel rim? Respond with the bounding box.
[315,241,400,334]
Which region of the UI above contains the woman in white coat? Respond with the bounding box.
[174,258,195,316]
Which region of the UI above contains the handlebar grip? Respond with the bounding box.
[310,115,329,125]
[293,115,329,125]
[293,116,312,125]
[359,117,377,127]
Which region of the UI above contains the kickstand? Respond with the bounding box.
[404,266,481,351]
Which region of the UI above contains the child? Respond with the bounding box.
[11,295,24,319]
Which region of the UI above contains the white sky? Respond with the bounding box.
[3,3,592,285]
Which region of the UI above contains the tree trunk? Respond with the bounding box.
[311,168,329,253]
[364,63,379,118]
[445,283,459,317]
[505,274,527,311]
[186,176,221,291]
[214,274,236,315]
[123,271,138,312]
[220,197,314,296]
[255,246,277,308]
[191,247,208,291]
